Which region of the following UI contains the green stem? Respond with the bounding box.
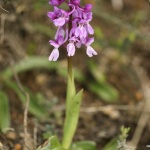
[62,54,83,150]
[62,56,74,150]
[67,56,73,80]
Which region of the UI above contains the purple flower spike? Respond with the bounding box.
[49,48,59,61]
[47,0,97,61]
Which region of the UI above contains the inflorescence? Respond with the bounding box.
[47,0,97,61]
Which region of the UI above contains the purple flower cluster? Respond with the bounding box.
[47,0,97,61]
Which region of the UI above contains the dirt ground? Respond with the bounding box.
[0,0,150,150]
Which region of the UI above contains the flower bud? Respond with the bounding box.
[49,0,65,6]
[70,0,80,6]
[83,4,92,12]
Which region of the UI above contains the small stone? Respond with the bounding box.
[14,143,22,150]
[6,131,17,140]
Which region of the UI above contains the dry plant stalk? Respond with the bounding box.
[0,4,9,13]
[0,14,5,44]
[10,61,34,150]
[129,58,150,149]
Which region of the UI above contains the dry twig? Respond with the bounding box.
[33,119,38,150]
[0,4,9,13]
[0,14,5,44]
[10,60,31,150]
[128,58,150,149]
[51,104,147,113]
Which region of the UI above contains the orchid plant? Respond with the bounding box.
[38,0,97,150]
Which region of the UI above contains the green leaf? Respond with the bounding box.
[102,138,118,150]
[2,56,58,79]
[49,136,62,150]
[71,141,96,150]
[37,140,51,150]
[88,60,106,83]
[119,126,130,141]
[37,136,63,150]
[2,56,84,83]
[0,91,10,133]
[88,61,118,102]
[88,82,118,103]
[4,80,48,119]
[62,89,83,150]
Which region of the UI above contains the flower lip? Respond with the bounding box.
[75,24,87,38]
[67,42,76,56]
[86,46,97,57]
[49,48,59,61]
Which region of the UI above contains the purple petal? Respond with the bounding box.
[87,23,94,34]
[55,27,68,45]
[72,21,77,28]
[53,17,65,26]
[72,10,78,18]
[49,40,59,48]
[76,42,82,48]
[86,46,97,57]
[78,9,83,18]
[57,36,64,45]
[49,0,59,6]
[75,26,87,38]
[67,43,75,56]
[54,6,59,12]
[64,28,69,43]
[75,27,80,37]
[58,27,65,37]
[85,37,94,46]
[47,12,55,20]
[49,48,59,61]
[82,27,87,37]
[87,12,92,21]
[69,21,77,37]
[68,4,75,15]
[80,37,86,44]
[55,27,65,39]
